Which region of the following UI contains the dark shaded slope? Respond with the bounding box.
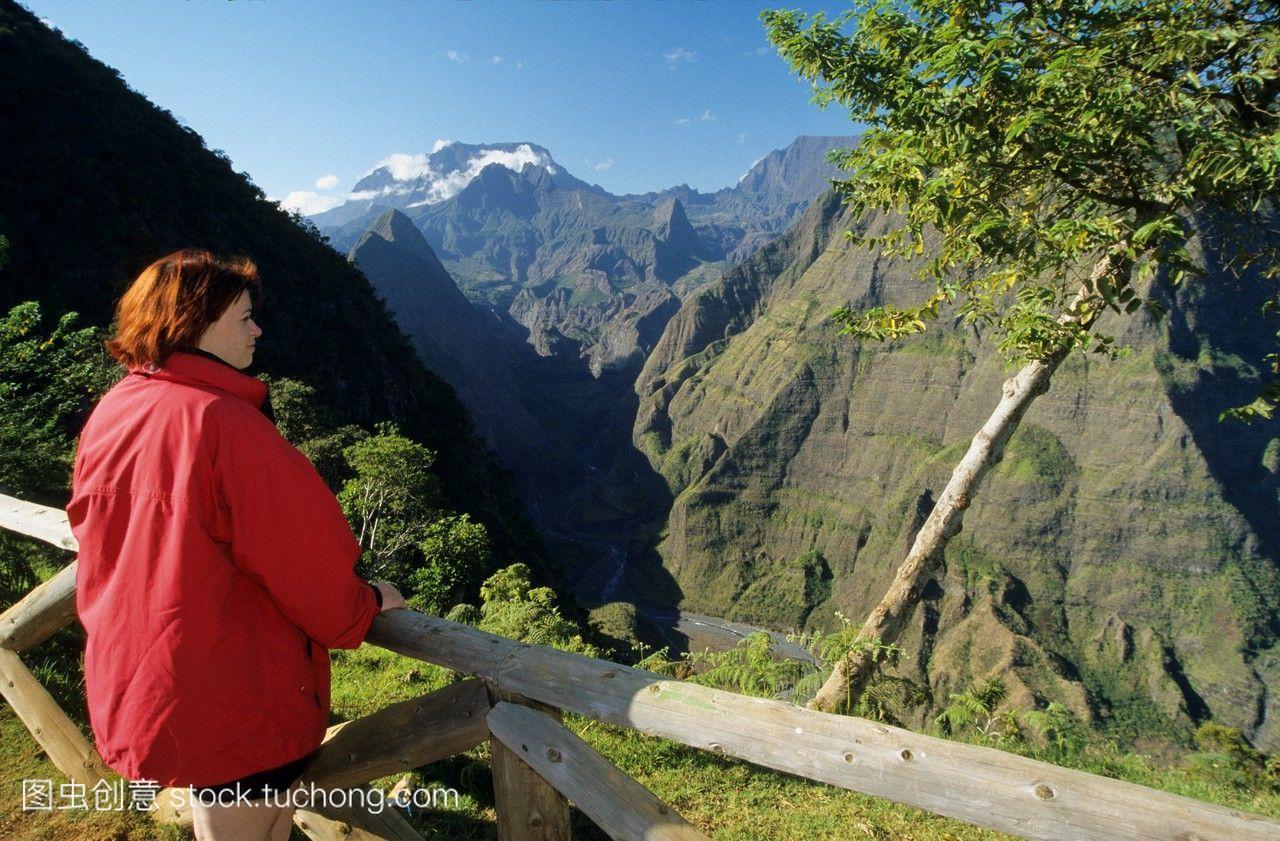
[348,210,574,484]
[0,1,545,573]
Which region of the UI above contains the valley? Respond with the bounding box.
[319,140,1280,753]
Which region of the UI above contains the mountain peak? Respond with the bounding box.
[348,142,565,210]
[356,208,437,264]
[653,196,702,282]
[734,134,858,193]
[367,207,421,241]
[653,196,693,237]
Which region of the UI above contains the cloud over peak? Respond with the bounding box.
[314,174,338,190]
[342,144,561,212]
[374,153,434,181]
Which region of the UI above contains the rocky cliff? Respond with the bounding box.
[633,192,1280,749]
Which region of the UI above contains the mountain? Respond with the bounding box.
[316,141,608,229]
[312,138,858,546]
[631,190,1280,750]
[0,0,545,575]
[627,135,859,268]
[347,209,575,484]
[314,136,856,378]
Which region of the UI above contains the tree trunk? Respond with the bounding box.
[808,253,1125,713]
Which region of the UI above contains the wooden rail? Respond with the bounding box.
[3,493,1279,840]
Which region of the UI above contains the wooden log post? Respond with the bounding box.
[0,560,77,652]
[151,679,492,827]
[489,691,571,841]
[0,495,79,653]
[0,646,108,786]
[488,702,708,841]
[0,494,78,550]
[300,678,491,790]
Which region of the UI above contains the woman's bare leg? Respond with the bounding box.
[190,796,295,841]
[269,802,298,841]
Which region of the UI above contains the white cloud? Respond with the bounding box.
[664,46,695,69]
[594,158,614,172]
[700,109,716,122]
[736,132,747,144]
[412,144,556,205]
[492,55,503,64]
[374,152,434,181]
[516,61,525,69]
[355,144,558,208]
[753,46,771,56]
[446,49,469,64]
[738,156,767,184]
[314,174,339,190]
[347,183,416,202]
[281,190,342,216]
[674,117,693,126]
[39,17,55,29]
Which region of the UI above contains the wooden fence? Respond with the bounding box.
[2,492,1278,840]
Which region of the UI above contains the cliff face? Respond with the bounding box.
[633,192,1280,747]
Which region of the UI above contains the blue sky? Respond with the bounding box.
[23,0,857,214]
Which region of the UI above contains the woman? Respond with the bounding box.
[67,249,406,841]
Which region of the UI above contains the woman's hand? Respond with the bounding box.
[373,582,407,611]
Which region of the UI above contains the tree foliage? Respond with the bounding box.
[407,514,492,615]
[338,423,444,583]
[0,301,118,500]
[764,0,1280,408]
[0,300,117,609]
[454,563,593,654]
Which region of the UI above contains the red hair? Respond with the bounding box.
[106,249,261,369]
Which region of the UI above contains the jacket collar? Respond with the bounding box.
[132,350,267,409]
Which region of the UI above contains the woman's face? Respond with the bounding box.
[197,289,261,370]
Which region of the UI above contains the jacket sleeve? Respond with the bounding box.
[216,411,380,650]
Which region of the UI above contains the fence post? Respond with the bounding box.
[0,647,108,786]
[489,690,571,841]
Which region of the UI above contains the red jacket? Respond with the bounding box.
[67,350,380,787]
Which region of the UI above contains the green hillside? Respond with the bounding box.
[632,191,1280,752]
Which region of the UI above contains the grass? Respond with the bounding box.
[0,706,186,841]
